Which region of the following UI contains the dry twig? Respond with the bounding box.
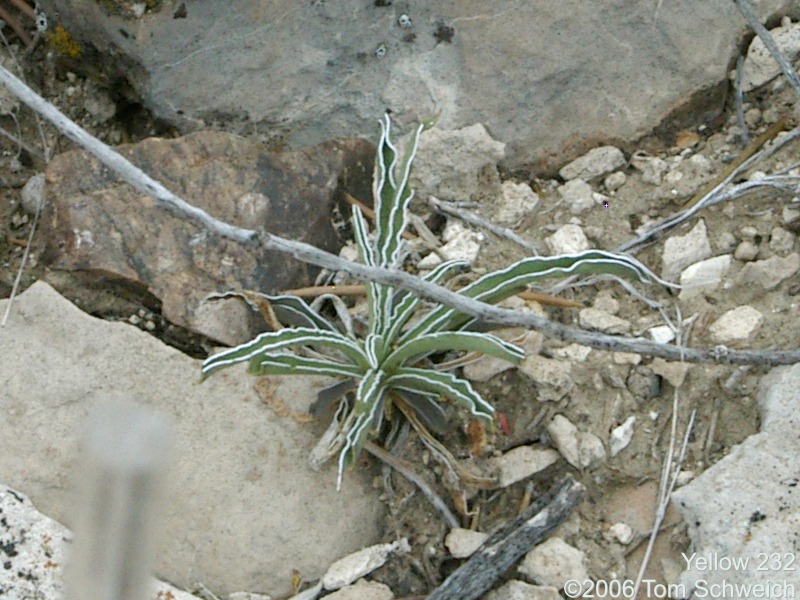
[2,65,799,365]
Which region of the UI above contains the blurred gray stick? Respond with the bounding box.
[65,398,172,600]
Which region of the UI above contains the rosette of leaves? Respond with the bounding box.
[201,113,668,488]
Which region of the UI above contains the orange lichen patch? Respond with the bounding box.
[46,26,82,58]
[255,378,315,423]
[674,129,700,150]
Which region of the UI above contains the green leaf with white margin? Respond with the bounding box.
[351,203,385,334]
[383,259,469,343]
[248,352,364,379]
[202,290,340,332]
[201,327,369,378]
[382,331,524,372]
[401,249,672,341]
[387,367,496,421]
[337,368,389,488]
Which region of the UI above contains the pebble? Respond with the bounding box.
[740,17,800,90]
[545,223,590,254]
[323,580,393,600]
[626,366,661,400]
[735,253,800,289]
[733,240,759,261]
[782,205,800,224]
[418,221,483,268]
[551,343,592,362]
[519,537,590,588]
[631,154,669,186]
[83,88,117,123]
[559,146,625,181]
[769,226,796,254]
[592,291,620,315]
[715,231,737,253]
[678,254,732,300]
[740,225,759,240]
[578,308,631,334]
[486,580,561,600]
[648,325,676,344]
[20,173,46,215]
[607,523,635,545]
[519,356,573,401]
[557,179,595,215]
[445,528,489,558]
[547,414,605,469]
[708,306,764,346]
[613,352,641,365]
[322,539,410,590]
[604,171,627,191]
[661,219,712,282]
[609,416,636,457]
[489,445,560,487]
[650,358,692,387]
[497,181,540,226]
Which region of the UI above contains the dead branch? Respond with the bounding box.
[2,64,800,366]
[426,476,585,600]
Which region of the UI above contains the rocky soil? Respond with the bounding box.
[2,5,800,600]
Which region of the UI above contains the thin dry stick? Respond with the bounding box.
[2,64,800,366]
[429,196,540,255]
[364,440,459,529]
[735,55,751,147]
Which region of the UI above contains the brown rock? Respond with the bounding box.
[40,131,374,342]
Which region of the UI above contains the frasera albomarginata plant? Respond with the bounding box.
[201,113,669,488]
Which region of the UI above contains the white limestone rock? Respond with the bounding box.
[631,153,668,185]
[735,253,800,290]
[578,308,631,334]
[769,226,796,254]
[609,416,636,457]
[323,579,394,600]
[557,179,595,215]
[648,325,676,344]
[661,219,712,282]
[650,358,693,388]
[678,254,732,300]
[546,223,590,254]
[547,415,605,469]
[488,445,560,487]
[606,522,635,545]
[497,181,540,226]
[559,146,625,181]
[519,357,574,402]
[322,540,410,590]
[740,17,800,91]
[418,221,483,268]
[0,485,200,600]
[604,171,627,191]
[445,528,489,558]
[519,537,590,589]
[733,240,759,261]
[708,306,764,347]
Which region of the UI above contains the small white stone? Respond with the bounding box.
[519,357,573,402]
[445,528,489,558]
[740,18,800,90]
[782,205,800,224]
[551,344,592,362]
[607,522,635,545]
[715,231,737,253]
[631,153,669,186]
[661,219,712,282]
[650,358,693,387]
[547,415,605,468]
[559,146,625,181]
[609,416,636,457]
[769,226,796,254]
[736,253,800,289]
[675,470,695,487]
[648,325,676,344]
[678,254,732,300]
[519,537,590,588]
[604,171,627,191]
[613,352,641,365]
[546,223,590,254]
[418,222,482,268]
[708,306,764,346]
[496,181,540,225]
[578,308,631,334]
[740,226,759,239]
[733,240,759,261]
[489,445,560,487]
[20,173,46,215]
[557,179,595,215]
[592,291,620,315]
[322,539,410,590]
[323,579,393,600]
